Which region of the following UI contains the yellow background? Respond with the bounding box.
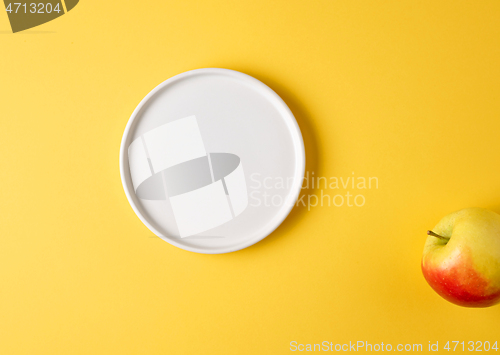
[2,1,500,354]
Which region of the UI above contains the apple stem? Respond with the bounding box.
[427,230,449,241]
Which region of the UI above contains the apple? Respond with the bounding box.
[422,208,500,307]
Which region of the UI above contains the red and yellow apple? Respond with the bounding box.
[422,208,500,307]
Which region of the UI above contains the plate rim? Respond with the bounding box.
[119,68,305,254]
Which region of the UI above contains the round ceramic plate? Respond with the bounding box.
[120,68,305,254]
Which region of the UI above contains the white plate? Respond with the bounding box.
[120,68,305,254]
